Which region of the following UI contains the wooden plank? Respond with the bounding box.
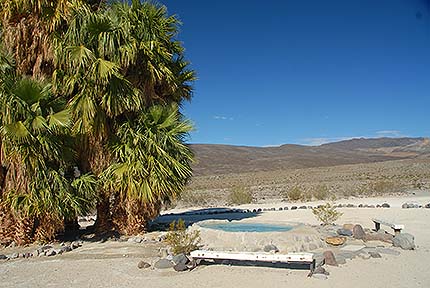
[372,218,404,230]
[190,250,314,263]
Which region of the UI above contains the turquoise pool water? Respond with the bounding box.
[200,222,294,233]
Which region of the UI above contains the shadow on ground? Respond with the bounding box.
[151,208,260,231]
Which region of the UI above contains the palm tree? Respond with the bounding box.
[103,104,193,234]
[0,0,104,78]
[0,52,97,244]
[54,0,196,234]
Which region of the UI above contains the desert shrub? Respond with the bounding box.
[371,180,396,195]
[228,185,252,205]
[312,203,343,225]
[165,219,201,255]
[286,186,304,201]
[312,184,330,200]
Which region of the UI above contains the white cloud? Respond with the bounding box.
[213,115,234,121]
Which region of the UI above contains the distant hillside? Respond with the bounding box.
[190,137,430,176]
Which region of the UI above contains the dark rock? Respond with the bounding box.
[40,245,53,252]
[283,207,289,210]
[61,246,72,253]
[291,206,297,210]
[346,204,355,208]
[353,224,366,239]
[358,204,363,208]
[173,262,188,272]
[369,205,375,208]
[257,208,262,212]
[323,250,337,266]
[70,241,81,249]
[313,266,329,275]
[154,259,174,269]
[0,254,7,260]
[376,204,381,208]
[278,207,283,211]
[369,252,382,258]
[393,233,415,250]
[381,203,390,208]
[172,253,189,265]
[263,244,279,253]
[425,203,430,209]
[298,206,307,209]
[137,261,151,269]
[46,249,57,257]
[337,228,353,237]
[252,209,257,213]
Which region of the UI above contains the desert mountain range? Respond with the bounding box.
[190,137,430,176]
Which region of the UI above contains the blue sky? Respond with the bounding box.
[158,0,430,146]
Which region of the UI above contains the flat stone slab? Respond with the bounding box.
[340,245,366,252]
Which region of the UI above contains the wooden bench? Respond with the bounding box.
[190,250,315,271]
[372,218,404,235]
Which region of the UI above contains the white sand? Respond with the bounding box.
[1,194,430,288]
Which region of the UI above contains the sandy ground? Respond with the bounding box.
[1,193,430,288]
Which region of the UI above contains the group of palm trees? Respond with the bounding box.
[0,0,195,244]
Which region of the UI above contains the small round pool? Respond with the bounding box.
[199,222,294,233]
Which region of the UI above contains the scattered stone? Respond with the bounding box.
[381,203,390,208]
[313,266,329,275]
[173,262,188,272]
[369,252,382,258]
[337,251,357,260]
[353,224,366,240]
[308,243,318,250]
[323,250,337,266]
[343,224,354,231]
[298,206,307,209]
[137,261,151,269]
[358,252,371,260]
[263,244,279,253]
[46,249,57,257]
[376,204,381,208]
[252,209,257,213]
[40,245,53,252]
[369,205,375,208]
[0,254,7,260]
[335,255,347,264]
[291,206,297,210]
[283,207,289,210]
[325,236,347,246]
[71,241,81,249]
[364,232,393,243]
[55,249,64,255]
[425,203,430,209]
[312,273,328,280]
[346,204,355,208]
[278,207,283,211]
[393,233,415,250]
[154,259,174,269]
[337,228,353,236]
[159,248,169,258]
[376,248,401,256]
[172,253,189,265]
[9,253,19,259]
[24,252,33,258]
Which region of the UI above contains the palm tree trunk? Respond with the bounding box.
[94,195,112,234]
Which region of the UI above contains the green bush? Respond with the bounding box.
[312,203,343,225]
[228,185,252,205]
[286,186,304,201]
[165,219,201,255]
